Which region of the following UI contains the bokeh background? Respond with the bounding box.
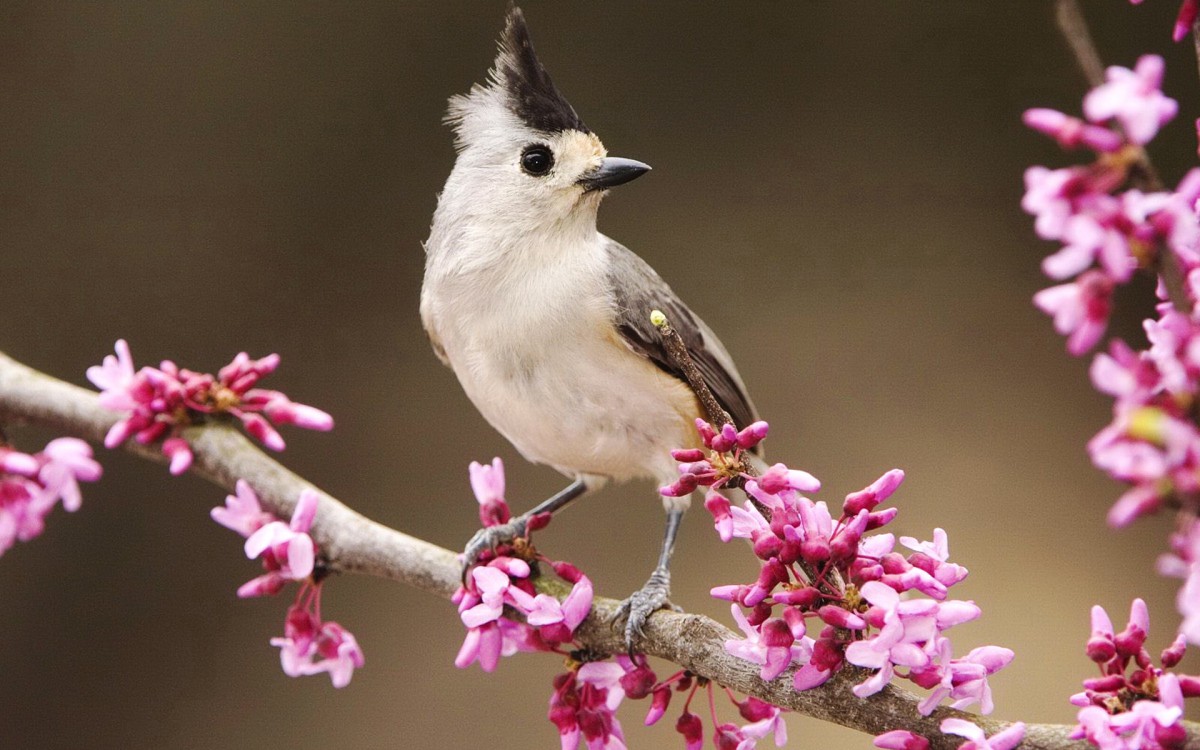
[2,2,1199,748]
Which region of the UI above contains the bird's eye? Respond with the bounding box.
[520,146,554,176]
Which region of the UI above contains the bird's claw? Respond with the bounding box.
[460,517,528,583]
[613,569,676,652]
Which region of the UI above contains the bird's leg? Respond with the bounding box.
[461,477,589,578]
[616,505,685,651]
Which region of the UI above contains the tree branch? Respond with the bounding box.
[0,347,1192,749]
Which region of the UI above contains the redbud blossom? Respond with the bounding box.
[677,420,1009,715]
[270,593,364,688]
[210,479,274,538]
[1024,108,1124,152]
[238,488,319,598]
[0,437,101,558]
[1083,55,1178,145]
[1034,270,1115,355]
[88,340,333,474]
[470,457,510,527]
[1070,600,1196,749]
[941,719,1025,750]
[874,730,930,750]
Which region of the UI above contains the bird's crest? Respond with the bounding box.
[446,6,589,139]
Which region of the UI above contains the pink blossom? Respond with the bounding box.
[549,663,628,750]
[469,457,511,527]
[270,596,365,688]
[1034,270,1115,355]
[0,437,102,558]
[736,703,788,749]
[87,340,334,473]
[874,730,930,750]
[1174,0,1200,42]
[1042,211,1135,282]
[1024,108,1125,152]
[37,438,102,513]
[238,489,319,597]
[725,604,813,682]
[940,719,1025,750]
[1023,165,1109,241]
[912,638,1013,715]
[211,479,273,537]
[899,528,969,589]
[1083,55,1178,145]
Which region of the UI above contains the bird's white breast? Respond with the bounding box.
[421,232,698,484]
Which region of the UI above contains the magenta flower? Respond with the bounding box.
[1042,211,1135,282]
[1024,108,1124,152]
[270,598,365,688]
[0,437,102,558]
[1083,55,1178,145]
[470,457,510,527]
[736,703,788,749]
[940,719,1025,750]
[725,604,813,682]
[874,730,930,750]
[512,573,593,642]
[239,489,319,598]
[1034,270,1115,355]
[1174,0,1200,42]
[88,340,333,474]
[37,438,102,513]
[686,420,1007,710]
[911,638,1013,715]
[898,528,969,589]
[1070,599,1196,750]
[210,479,274,537]
[549,662,628,750]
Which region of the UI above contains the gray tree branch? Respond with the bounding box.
[0,348,1190,750]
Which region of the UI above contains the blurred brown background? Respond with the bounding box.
[2,2,1198,748]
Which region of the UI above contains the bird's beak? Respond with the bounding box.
[577,157,652,192]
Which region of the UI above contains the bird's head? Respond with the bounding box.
[441,6,650,232]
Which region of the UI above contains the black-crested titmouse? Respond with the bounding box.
[421,6,760,645]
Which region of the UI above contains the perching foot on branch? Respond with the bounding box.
[461,516,530,579]
[615,567,679,652]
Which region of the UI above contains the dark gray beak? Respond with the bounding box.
[578,157,652,192]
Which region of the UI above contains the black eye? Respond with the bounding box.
[520,146,554,176]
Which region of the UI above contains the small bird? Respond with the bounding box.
[421,6,759,646]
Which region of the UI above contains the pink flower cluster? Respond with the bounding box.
[453,458,594,674]
[551,652,789,750]
[640,665,787,750]
[673,419,1011,714]
[88,340,333,474]
[455,457,790,749]
[212,481,364,687]
[1070,600,1196,750]
[1129,0,1199,43]
[1022,55,1197,355]
[0,437,101,557]
[1087,315,1200,529]
[874,719,1025,750]
[549,660,630,750]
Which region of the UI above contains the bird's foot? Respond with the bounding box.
[614,568,679,652]
[460,516,529,582]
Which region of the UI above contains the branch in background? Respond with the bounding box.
[0,347,1153,749]
[1055,0,1192,312]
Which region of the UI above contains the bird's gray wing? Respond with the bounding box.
[603,238,760,437]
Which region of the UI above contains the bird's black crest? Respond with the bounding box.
[494,6,589,134]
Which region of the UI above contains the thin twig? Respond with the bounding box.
[0,348,1194,749]
[1054,0,1191,311]
[649,309,736,429]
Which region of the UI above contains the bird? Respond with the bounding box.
[420,5,760,647]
